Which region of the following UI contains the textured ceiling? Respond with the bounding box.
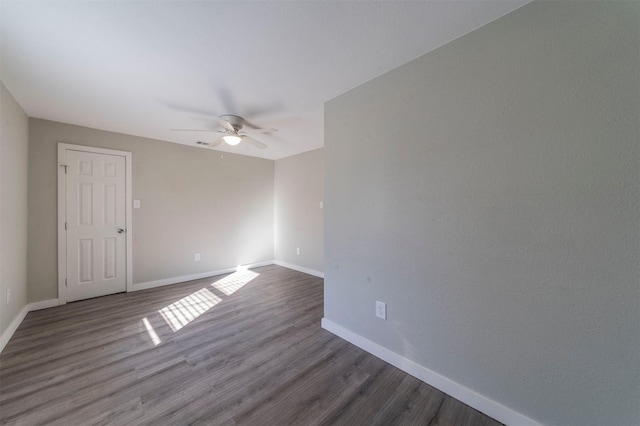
[1,1,530,160]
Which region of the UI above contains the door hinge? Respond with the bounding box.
[65,222,67,231]
[65,278,67,287]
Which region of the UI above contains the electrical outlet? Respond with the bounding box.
[194,253,201,261]
[6,289,11,305]
[319,201,323,209]
[296,247,301,255]
[376,301,386,320]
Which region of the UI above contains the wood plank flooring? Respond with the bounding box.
[0,265,502,425]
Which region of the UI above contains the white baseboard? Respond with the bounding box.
[274,260,324,278]
[132,260,275,291]
[0,305,29,353]
[0,298,60,353]
[29,298,60,311]
[321,318,540,426]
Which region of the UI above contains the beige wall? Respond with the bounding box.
[0,82,29,338]
[274,149,324,274]
[324,2,639,425]
[28,119,274,302]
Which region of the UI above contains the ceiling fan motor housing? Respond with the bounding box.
[220,115,245,131]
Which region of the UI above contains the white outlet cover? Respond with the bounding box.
[194,253,200,261]
[133,199,141,209]
[376,301,387,320]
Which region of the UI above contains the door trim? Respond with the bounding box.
[57,143,133,305]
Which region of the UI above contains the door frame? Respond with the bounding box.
[57,143,133,305]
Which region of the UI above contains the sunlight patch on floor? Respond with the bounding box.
[142,317,162,345]
[158,288,222,332]
[210,268,259,296]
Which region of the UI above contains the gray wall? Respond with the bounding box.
[274,148,324,274]
[324,2,639,425]
[28,119,274,302]
[0,82,29,337]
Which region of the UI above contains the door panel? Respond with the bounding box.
[66,150,127,302]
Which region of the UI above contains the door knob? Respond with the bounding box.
[117,228,125,234]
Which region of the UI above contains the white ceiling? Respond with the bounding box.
[1,0,530,160]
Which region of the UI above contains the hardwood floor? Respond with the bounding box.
[0,265,501,425]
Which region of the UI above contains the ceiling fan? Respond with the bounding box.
[172,115,277,150]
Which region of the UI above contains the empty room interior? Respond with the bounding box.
[1,1,638,425]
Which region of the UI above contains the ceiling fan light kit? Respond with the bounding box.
[222,134,242,146]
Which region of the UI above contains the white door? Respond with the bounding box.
[65,149,127,301]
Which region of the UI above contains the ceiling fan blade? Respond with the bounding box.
[242,102,286,119]
[215,87,284,119]
[172,128,225,132]
[247,127,279,135]
[243,120,279,133]
[215,116,235,132]
[242,135,267,149]
[217,87,238,115]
